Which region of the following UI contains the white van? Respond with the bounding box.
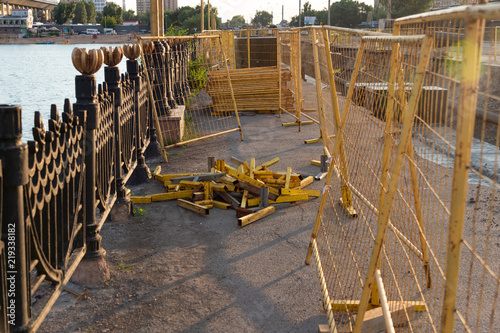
[86,28,100,35]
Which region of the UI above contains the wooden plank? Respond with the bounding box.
[310,160,321,167]
[272,194,309,203]
[285,167,292,189]
[212,200,232,210]
[280,188,321,197]
[155,172,205,182]
[255,157,280,171]
[217,192,241,209]
[179,180,203,188]
[177,199,210,215]
[131,196,152,204]
[238,206,275,227]
[170,172,226,184]
[150,191,194,201]
[299,176,314,189]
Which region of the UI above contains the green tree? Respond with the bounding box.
[230,14,245,27]
[123,9,136,21]
[251,10,273,27]
[372,4,387,21]
[73,1,87,24]
[84,0,97,23]
[380,0,432,18]
[102,3,123,25]
[52,2,76,24]
[331,0,370,28]
[164,6,220,33]
[102,16,117,28]
[137,10,150,25]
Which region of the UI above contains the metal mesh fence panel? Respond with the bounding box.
[140,35,243,149]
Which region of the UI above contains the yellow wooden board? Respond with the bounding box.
[131,196,152,204]
[151,190,194,201]
[177,199,210,215]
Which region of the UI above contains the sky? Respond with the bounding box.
[180,0,375,23]
[117,0,375,24]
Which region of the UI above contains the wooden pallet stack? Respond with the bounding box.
[206,67,294,113]
[131,157,319,226]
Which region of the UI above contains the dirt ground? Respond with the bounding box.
[38,84,330,332]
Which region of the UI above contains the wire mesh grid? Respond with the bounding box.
[278,31,304,127]
[140,35,243,148]
[308,33,438,332]
[394,6,500,332]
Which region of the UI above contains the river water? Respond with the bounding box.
[0,44,127,140]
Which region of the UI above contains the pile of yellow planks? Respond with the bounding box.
[130,157,319,226]
[206,66,294,113]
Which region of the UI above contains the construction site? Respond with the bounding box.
[2,2,499,333]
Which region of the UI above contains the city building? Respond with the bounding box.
[136,0,177,14]
[0,8,33,34]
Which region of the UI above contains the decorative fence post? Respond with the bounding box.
[142,41,162,158]
[125,43,151,184]
[71,48,111,283]
[153,41,171,115]
[101,46,133,220]
[0,105,30,331]
[163,40,178,109]
[181,41,191,99]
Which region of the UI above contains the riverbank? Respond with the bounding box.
[0,33,142,45]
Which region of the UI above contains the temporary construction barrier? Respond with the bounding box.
[139,35,243,149]
[307,3,500,332]
[307,32,436,332]
[278,30,312,130]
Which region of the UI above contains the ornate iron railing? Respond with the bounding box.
[0,44,157,332]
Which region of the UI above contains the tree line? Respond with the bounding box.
[51,0,433,30]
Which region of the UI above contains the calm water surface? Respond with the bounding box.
[0,44,127,139]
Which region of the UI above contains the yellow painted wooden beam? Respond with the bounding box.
[238,206,275,226]
[246,197,261,207]
[310,160,321,167]
[305,137,322,144]
[155,172,206,182]
[255,157,280,171]
[272,194,309,203]
[212,200,232,210]
[151,191,194,201]
[131,196,152,204]
[177,199,211,215]
[213,183,228,192]
[285,167,292,189]
[226,166,280,197]
[179,180,203,188]
[299,176,314,189]
[281,189,320,197]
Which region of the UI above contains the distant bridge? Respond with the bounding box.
[0,0,57,21]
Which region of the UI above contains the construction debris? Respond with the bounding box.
[130,156,320,226]
[206,67,294,113]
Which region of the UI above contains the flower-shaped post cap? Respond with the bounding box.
[101,46,124,67]
[142,41,154,55]
[72,48,104,75]
[123,43,142,60]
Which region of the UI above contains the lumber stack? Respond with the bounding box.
[206,66,294,113]
[130,156,319,226]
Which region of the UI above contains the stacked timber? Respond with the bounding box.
[206,66,294,113]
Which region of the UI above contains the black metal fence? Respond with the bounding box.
[0,52,154,332]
